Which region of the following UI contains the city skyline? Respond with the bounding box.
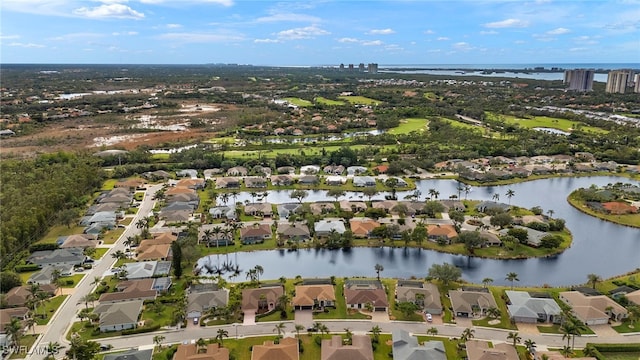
[1,0,639,65]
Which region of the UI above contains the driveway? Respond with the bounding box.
[371,311,390,323]
[243,311,256,325]
[294,310,313,326]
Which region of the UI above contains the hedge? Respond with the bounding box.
[121,324,161,335]
[29,243,59,252]
[592,343,640,352]
[15,264,41,273]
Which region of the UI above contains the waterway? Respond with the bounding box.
[198,176,640,286]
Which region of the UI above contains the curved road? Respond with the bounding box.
[28,184,163,360]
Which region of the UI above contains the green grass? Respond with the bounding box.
[36,295,68,325]
[313,278,371,320]
[38,225,86,244]
[282,97,313,107]
[440,117,482,131]
[594,352,640,360]
[567,194,640,228]
[91,247,109,260]
[337,95,382,105]
[8,334,38,359]
[486,112,608,134]
[613,320,640,333]
[315,96,345,106]
[102,228,125,244]
[141,302,181,327]
[61,274,85,288]
[101,179,118,190]
[388,118,429,135]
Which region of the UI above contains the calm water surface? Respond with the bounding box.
[200,176,640,286]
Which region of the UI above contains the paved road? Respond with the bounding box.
[27,184,162,360]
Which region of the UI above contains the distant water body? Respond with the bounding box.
[379,63,640,82]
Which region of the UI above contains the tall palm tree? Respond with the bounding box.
[344,328,353,345]
[369,325,381,343]
[153,335,165,349]
[374,263,384,280]
[460,328,475,343]
[524,339,536,353]
[547,209,555,218]
[492,193,500,202]
[294,324,305,338]
[505,189,515,205]
[221,193,230,205]
[587,273,601,289]
[5,318,22,347]
[428,188,437,200]
[507,331,521,347]
[482,277,493,288]
[274,322,286,338]
[46,342,61,360]
[216,328,229,345]
[505,272,519,290]
[464,185,472,199]
[27,283,42,315]
[25,315,36,335]
[254,265,264,284]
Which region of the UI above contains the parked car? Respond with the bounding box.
[426,313,433,322]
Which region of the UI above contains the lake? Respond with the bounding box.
[199,176,640,286]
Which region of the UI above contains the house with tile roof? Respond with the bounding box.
[240,223,272,244]
[174,343,229,360]
[293,284,336,310]
[466,340,518,360]
[242,286,284,315]
[344,280,388,312]
[103,349,152,360]
[94,300,143,332]
[251,337,298,360]
[321,335,373,360]
[186,288,229,320]
[277,223,310,242]
[349,218,380,238]
[559,291,628,325]
[4,285,57,307]
[314,219,346,237]
[98,278,162,303]
[396,281,442,315]
[427,224,458,244]
[449,289,498,318]
[505,291,562,323]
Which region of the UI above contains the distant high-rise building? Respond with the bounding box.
[564,69,594,91]
[358,63,365,72]
[367,63,378,74]
[348,64,354,71]
[339,63,345,71]
[606,70,630,93]
[635,74,640,93]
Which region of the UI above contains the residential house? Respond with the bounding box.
[349,218,380,238]
[245,177,267,188]
[160,210,192,223]
[174,344,229,360]
[104,349,153,360]
[271,175,294,186]
[392,329,446,360]
[277,203,303,219]
[340,201,367,213]
[626,289,640,306]
[300,165,320,174]
[27,248,85,267]
[505,291,562,323]
[28,264,73,285]
[98,278,160,303]
[353,176,376,187]
[244,202,273,217]
[203,168,223,179]
[448,289,498,318]
[395,281,442,315]
[277,223,311,242]
[82,211,118,229]
[226,166,248,176]
[558,291,628,325]
[372,200,398,213]
[323,165,345,175]
[240,223,272,244]
[0,307,29,333]
[499,226,548,247]
[310,202,336,215]
[252,337,299,360]
[389,177,408,187]
[344,280,388,312]
[94,299,143,332]
[176,178,205,189]
[475,201,510,213]
[466,340,518,360]
[242,285,284,315]
[298,175,319,185]
[209,205,237,220]
[215,177,241,189]
[321,335,373,360]
[326,176,347,186]
[176,169,198,178]
[121,261,171,279]
[136,243,172,261]
[373,165,388,174]
[427,224,458,244]
[314,219,346,237]
[4,285,57,307]
[347,166,367,175]
[397,201,422,216]
[276,166,295,174]
[601,202,637,215]
[58,234,97,249]
[186,288,229,320]
[293,284,336,310]
[439,200,465,212]
[142,170,171,181]
[479,231,502,247]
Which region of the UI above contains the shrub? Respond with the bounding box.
[122,324,161,335]
[526,222,549,232]
[29,243,59,252]
[314,336,322,346]
[15,264,41,273]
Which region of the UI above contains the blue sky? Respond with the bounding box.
[1,0,639,65]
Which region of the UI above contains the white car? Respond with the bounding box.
[426,313,433,322]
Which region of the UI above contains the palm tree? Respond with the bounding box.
[25,315,36,335]
[587,273,601,289]
[250,191,258,203]
[505,272,519,290]
[27,283,42,315]
[153,335,165,349]
[90,276,102,288]
[196,338,207,351]
[524,339,536,354]
[5,318,22,347]
[460,328,475,343]
[111,250,126,260]
[505,189,515,204]
[374,263,384,280]
[231,191,239,204]
[294,324,305,338]
[482,277,493,288]
[561,320,578,348]
[428,188,437,200]
[46,342,61,360]
[507,331,521,347]
[216,328,229,346]
[254,265,264,284]
[344,328,353,345]
[246,268,258,283]
[492,193,500,202]
[559,345,573,358]
[221,193,230,205]
[427,327,438,336]
[547,209,555,218]
[369,325,381,343]
[274,322,286,338]
[464,185,472,199]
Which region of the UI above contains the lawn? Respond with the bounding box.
[38,225,86,244]
[102,228,125,244]
[471,288,516,330]
[337,95,382,105]
[613,320,640,333]
[92,247,109,260]
[567,195,640,228]
[486,112,608,134]
[60,274,85,288]
[36,295,68,325]
[9,334,38,359]
[388,118,429,135]
[101,179,118,190]
[439,117,483,131]
[315,97,345,106]
[282,97,313,107]
[313,278,371,320]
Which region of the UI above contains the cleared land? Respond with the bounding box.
[282,97,313,107]
[486,112,608,134]
[388,118,429,135]
[337,95,382,105]
[315,96,345,105]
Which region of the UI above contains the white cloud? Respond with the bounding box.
[547,27,570,35]
[436,37,449,41]
[73,4,144,19]
[480,30,498,35]
[140,0,233,5]
[256,13,320,23]
[483,18,529,28]
[367,28,394,35]
[49,32,105,41]
[254,38,280,43]
[112,31,138,36]
[569,47,587,52]
[424,29,435,35]
[362,40,383,46]
[514,40,526,44]
[8,42,45,48]
[158,32,244,43]
[0,34,20,40]
[337,37,358,43]
[532,33,556,42]
[276,25,329,40]
[166,23,182,29]
[452,42,473,51]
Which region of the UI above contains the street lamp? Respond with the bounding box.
[234,323,238,339]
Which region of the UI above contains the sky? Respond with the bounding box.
[1,0,639,65]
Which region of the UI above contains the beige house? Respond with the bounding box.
[559,291,628,325]
[395,281,442,315]
[293,284,336,310]
[174,343,229,360]
[321,335,373,360]
[466,340,518,360]
[242,286,284,315]
[449,289,498,318]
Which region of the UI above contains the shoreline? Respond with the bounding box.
[566,193,640,229]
